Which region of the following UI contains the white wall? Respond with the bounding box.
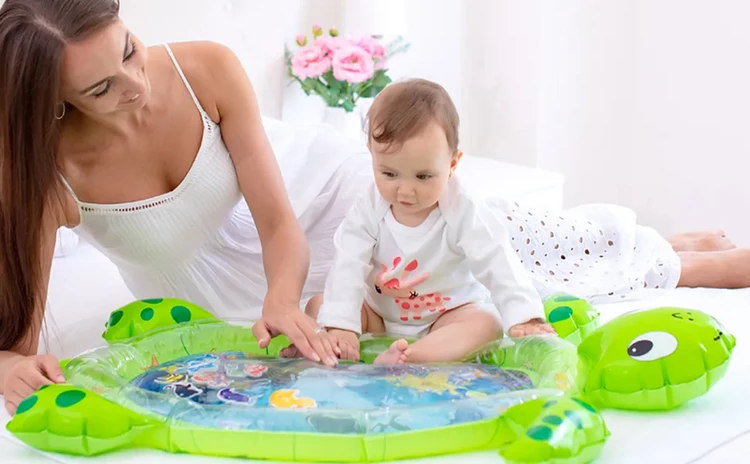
[463,0,750,244]
[628,0,750,243]
[461,2,543,165]
[119,0,288,117]
[119,0,463,118]
[401,0,464,122]
[7,0,747,242]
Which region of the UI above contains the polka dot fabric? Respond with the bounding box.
[488,199,681,303]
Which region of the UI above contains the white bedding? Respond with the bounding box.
[1,285,748,463]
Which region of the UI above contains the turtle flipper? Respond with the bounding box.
[6,384,164,456]
[544,294,600,345]
[499,395,609,463]
[102,298,216,342]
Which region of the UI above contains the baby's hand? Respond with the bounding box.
[508,319,557,338]
[327,328,361,362]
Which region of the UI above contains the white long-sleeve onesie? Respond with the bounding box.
[316,175,545,337]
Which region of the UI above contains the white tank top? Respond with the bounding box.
[59,44,369,317]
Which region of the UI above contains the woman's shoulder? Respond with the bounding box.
[157,40,237,69]
[154,41,246,123]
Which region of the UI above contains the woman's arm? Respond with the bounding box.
[1,206,66,412]
[213,47,309,310]
[196,43,335,365]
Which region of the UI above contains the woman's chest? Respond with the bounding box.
[60,105,207,206]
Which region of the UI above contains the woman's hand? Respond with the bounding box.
[252,303,339,367]
[3,355,65,415]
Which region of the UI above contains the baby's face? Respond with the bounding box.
[370,122,457,224]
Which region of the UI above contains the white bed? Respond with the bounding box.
[1,248,748,463]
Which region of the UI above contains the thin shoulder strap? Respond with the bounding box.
[58,174,81,203]
[163,44,203,111]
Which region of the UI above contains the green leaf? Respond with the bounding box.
[371,70,392,88]
[359,85,384,98]
[297,78,316,96]
[341,100,355,112]
[308,79,334,105]
[324,71,344,95]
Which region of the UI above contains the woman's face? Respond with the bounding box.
[59,21,150,116]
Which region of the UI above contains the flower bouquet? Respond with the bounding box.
[285,24,409,112]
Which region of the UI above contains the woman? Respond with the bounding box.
[0,0,367,414]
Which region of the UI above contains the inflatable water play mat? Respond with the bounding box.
[7,294,735,463]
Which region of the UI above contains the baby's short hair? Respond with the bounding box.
[366,78,459,154]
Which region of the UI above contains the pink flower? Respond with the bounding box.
[355,36,386,59]
[291,46,331,79]
[295,34,307,46]
[354,36,388,69]
[312,23,323,37]
[373,56,388,70]
[332,45,375,83]
[314,36,346,56]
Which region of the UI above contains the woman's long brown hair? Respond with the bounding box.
[0,0,119,351]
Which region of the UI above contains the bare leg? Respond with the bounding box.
[361,301,386,334]
[300,295,385,333]
[304,294,323,319]
[374,304,503,364]
[668,230,735,252]
[678,249,750,288]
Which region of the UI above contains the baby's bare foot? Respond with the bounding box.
[668,230,735,252]
[374,339,410,364]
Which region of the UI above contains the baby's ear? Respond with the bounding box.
[451,150,463,169]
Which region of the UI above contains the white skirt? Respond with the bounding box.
[489,199,681,304]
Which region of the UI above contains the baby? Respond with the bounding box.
[313,78,555,365]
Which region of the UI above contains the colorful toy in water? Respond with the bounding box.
[6,294,735,463]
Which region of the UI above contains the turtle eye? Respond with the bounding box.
[627,331,678,361]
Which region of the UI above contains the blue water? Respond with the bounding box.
[128,352,536,434]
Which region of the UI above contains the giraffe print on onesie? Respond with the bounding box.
[362,207,521,337]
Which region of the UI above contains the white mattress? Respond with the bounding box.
[1,286,748,463]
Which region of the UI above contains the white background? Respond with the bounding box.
[3,0,748,243]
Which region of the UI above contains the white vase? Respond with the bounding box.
[323,107,366,143]
[281,80,327,125]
